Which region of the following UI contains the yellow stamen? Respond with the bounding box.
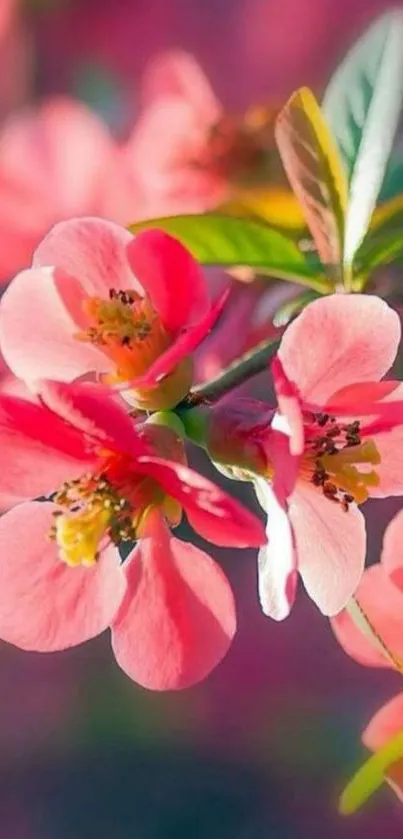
[320,440,380,504]
[54,506,111,568]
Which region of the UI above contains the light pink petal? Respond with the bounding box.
[0,392,96,508]
[38,380,147,457]
[127,230,209,333]
[271,356,304,456]
[141,50,221,123]
[33,217,139,296]
[363,694,403,752]
[331,564,403,668]
[380,510,403,590]
[135,456,266,548]
[125,287,229,388]
[0,266,109,384]
[255,479,297,621]
[0,502,126,651]
[111,513,236,690]
[278,295,400,405]
[366,425,403,498]
[289,480,366,616]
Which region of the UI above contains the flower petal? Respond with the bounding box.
[271,356,304,456]
[0,502,126,651]
[0,393,96,508]
[127,230,209,333]
[255,478,297,621]
[380,509,403,590]
[278,295,400,405]
[0,266,108,384]
[141,50,221,123]
[33,217,139,296]
[125,287,228,388]
[367,426,403,498]
[135,456,266,547]
[331,564,403,668]
[363,694,403,752]
[289,480,366,616]
[111,513,236,690]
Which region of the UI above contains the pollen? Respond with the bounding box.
[76,289,171,381]
[307,415,381,509]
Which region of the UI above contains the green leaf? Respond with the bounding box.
[274,87,347,285]
[354,197,403,274]
[273,290,320,327]
[323,11,403,265]
[130,214,331,292]
[378,149,403,203]
[340,732,403,815]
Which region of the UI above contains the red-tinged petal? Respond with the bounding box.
[325,381,401,415]
[33,217,139,296]
[363,694,403,752]
[271,356,304,456]
[141,51,221,123]
[39,380,147,457]
[289,480,366,616]
[0,502,126,651]
[127,230,209,333]
[111,513,236,690]
[135,456,266,548]
[0,393,96,508]
[278,295,400,405]
[0,266,109,384]
[124,287,229,389]
[255,479,297,621]
[331,565,403,669]
[380,510,403,590]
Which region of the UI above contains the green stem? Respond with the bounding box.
[183,336,280,406]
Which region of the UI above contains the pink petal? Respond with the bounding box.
[125,287,229,388]
[367,426,403,498]
[271,355,304,456]
[255,479,297,621]
[111,513,236,690]
[278,295,400,405]
[331,564,403,669]
[0,266,108,384]
[0,502,126,651]
[33,217,139,296]
[141,51,221,124]
[363,694,403,752]
[325,381,401,414]
[289,480,366,615]
[127,230,209,333]
[135,456,266,547]
[0,393,96,508]
[380,509,403,590]
[39,380,147,457]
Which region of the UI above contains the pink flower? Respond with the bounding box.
[332,509,403,671]
[361,693,403,802]
[210,295,403,620]
[0,217,226,409]
[0,380,266,690]
[0,98,134,284]
[125,50,277,217]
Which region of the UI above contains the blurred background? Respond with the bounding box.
[1,1,403,837]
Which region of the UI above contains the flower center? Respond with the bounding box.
[305,413,380,509]
[49,455,181,567]
[77,289,171,382]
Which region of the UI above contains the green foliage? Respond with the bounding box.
[130,214,330,292]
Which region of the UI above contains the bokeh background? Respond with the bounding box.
[2,1,403,837]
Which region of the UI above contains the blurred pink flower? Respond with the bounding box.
[0,97,137,284]
[0,218,227,408]
[362,692,403,801]
[0,380,265,689]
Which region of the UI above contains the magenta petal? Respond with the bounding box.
[256,479,297,621]
[278,295,400,405]
[289,481,366,616]
[0,266,108,384]
[127,230,209,333]
[111,514,236,690]
[125,287,229,388]
[331,564,403,669]
[0,502,126,651]
[0,393,96,508]
[33,217,139,296]
[135,456,266,547]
